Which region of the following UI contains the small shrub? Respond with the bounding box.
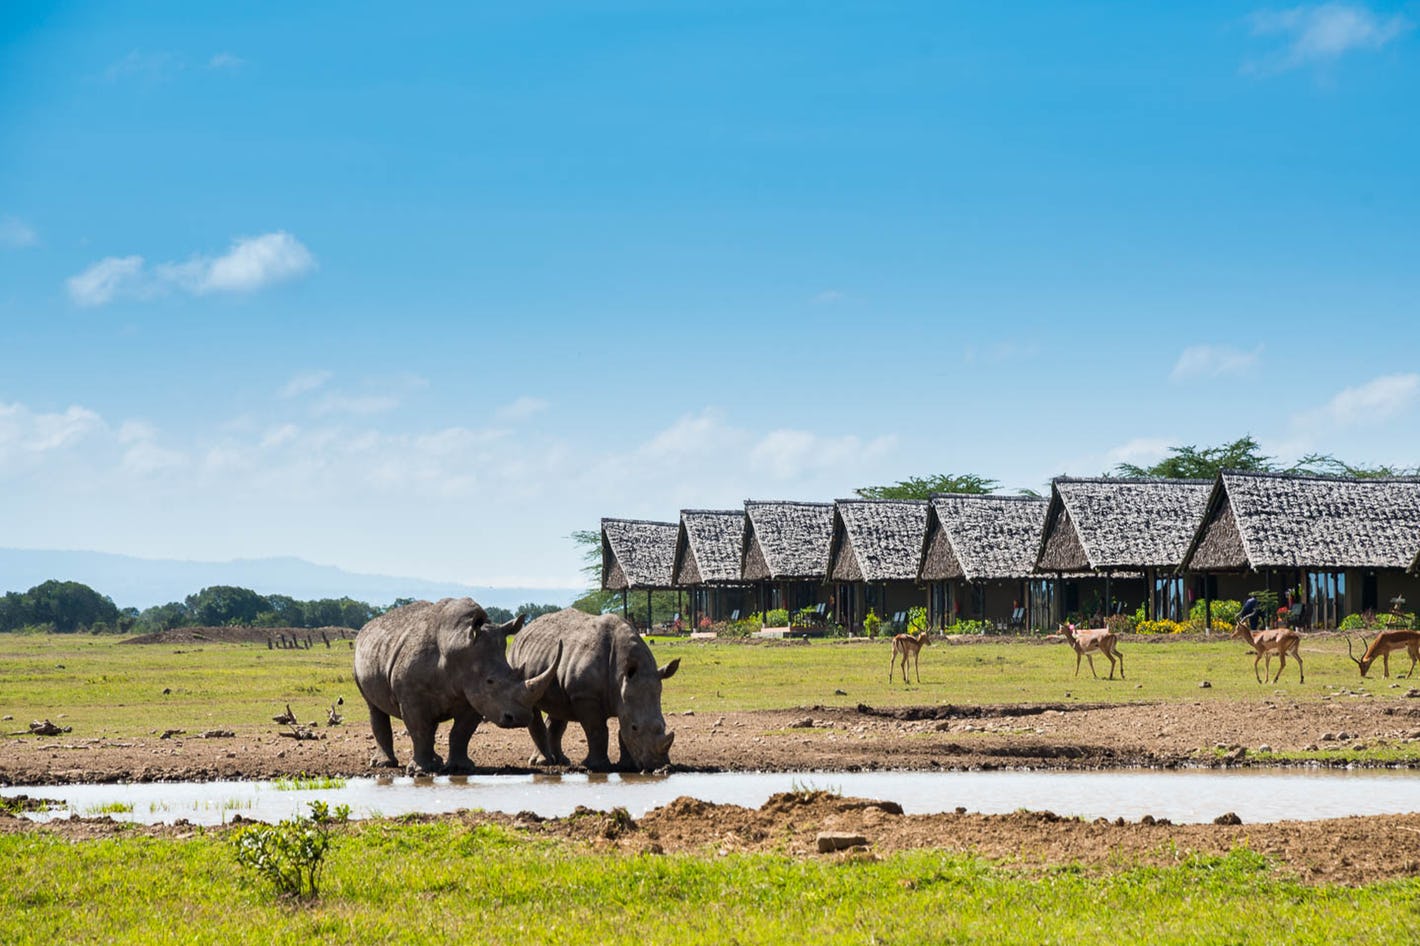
[1136,619,1190,635]
[906,606,929,634]
[862,610,882,638]
[1104,613,1136,635]
[763,608,789,628]
[232,800,350,901]
[949,619,993,635]
[1190,599,1242,627]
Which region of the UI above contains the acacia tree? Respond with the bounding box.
[854,473,998,500]
[1114,435,1418,479]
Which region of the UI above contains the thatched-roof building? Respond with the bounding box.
[741,500,835,619]
[1181,471,1420,628]
[1035,477,1211,622]
[601,517,678,629]
[672,509,751,625]
[828,499,929,630]
[919,493,1049,630]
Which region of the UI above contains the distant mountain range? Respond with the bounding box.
[0,548,582,612]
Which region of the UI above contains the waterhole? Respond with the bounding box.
[6,768,1418,826]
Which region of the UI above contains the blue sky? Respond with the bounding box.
[2,2,1418,590]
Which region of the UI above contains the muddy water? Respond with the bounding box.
[6,768,1420,827]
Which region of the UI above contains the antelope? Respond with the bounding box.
[889,631,931,684]
[1059,623,1124,680]
[1231,618,1303,684]
[1346,629,1420,678]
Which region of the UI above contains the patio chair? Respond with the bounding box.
[1008,606,1025,629]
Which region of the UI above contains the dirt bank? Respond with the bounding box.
[4,698,1419,786]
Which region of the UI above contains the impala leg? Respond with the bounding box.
[889,651,897,683]
[1383,653,1391,678]
[913,652,921,684]
[1086,653,1098,679]
[1253,653,1264,684]
[1294,650,1304,684]
[1117,648,1125,680]
[1272,653,1286,683]
[1074,652,1082,677]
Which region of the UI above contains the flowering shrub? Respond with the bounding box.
[1340,611,1415,631]
[1136,619,1190,635]
[1190,599,1242,627]
[906,606,929,634]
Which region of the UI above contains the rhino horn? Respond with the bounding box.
[657,731,675,755]
[659,658,681,680]
[521,641,562,705]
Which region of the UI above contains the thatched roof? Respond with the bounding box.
[921,493,1049,582]
[1035,477,1211,573]
[829,499,929,583]
[741,501,834,581]
[1183,470,1420,573]
[672,509,746,586]
[601,518,678,591]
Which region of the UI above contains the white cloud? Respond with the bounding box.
[67,232,316,306]
[279,370,334,399]
[1298,373,1420,428]
[0,215,37,249]
[495,396,550,422]
[1247,3,1411,72]
[812,289,845,304]
[313,393,401,417]
[1169,344,1263,382]
[208,52,245,70]
[104,50,184,83]
[66,255,147,306]
[1105,437,1174,469]
[749,429,895,480]
[0,403,104,455]
[156,231,316,295]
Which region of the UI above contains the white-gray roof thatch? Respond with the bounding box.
[829,499,929,583]
[920,493,1049,582]
[601,517,678,591]
[1036,477,1211,573]
[672,509,746,586]
[1183,470,1420,572]
[742,501,834,581]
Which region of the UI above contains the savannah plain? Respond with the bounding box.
[4,629,1420,944]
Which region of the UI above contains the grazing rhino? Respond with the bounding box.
[507,608,680,772]
[353,597,560,773]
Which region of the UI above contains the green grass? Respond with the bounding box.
[2,822,1417,945]
[272,774,348,791]
[0,633,1414,743]
[84,801,135,815]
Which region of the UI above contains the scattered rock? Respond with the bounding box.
[1256,744,1272,754]
[1198,681,1211,689]
[788,718,815,729]
[159,729,185,740]
[817,831,868,853]
[833,689,848,696]
[1214,812,1243,826]
[24,719,71,736]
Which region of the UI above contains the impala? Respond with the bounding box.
[889,631,931,684]
[1346,629,1420,678]
[1059,623,1124,680]
[1231,619,1303,684]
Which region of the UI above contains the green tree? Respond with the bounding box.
[854,474,998,500]
[184,586,269,626]
[0,580,120,633]
[134,602,191,633]
[1114,436,1274,479]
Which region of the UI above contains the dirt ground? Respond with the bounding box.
[6,698,1420,883]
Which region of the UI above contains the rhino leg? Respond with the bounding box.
[579,713,614,772]
[444,711,482,773]
[526,711,563,766]
[404,712,445,773]
[545,717,572,766]
[367,704,401,768]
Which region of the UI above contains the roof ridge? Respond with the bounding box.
[744,499,833,508]
[1221,469,1420,484]
[929,492,1047,503]
[601,516,678,527]
[1052,476,1213,485]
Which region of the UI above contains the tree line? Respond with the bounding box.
[0,580,565,635]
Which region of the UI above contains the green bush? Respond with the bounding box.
[232,800,350,901]
[1104,613,1136,635]
[763,608,789,627]
[906,606,929,634]
[862,610,882,638]
[949,619,993,635]
[1189,599,1241,627]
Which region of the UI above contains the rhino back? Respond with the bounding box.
[354,598,486,717]
[509,608,634,717]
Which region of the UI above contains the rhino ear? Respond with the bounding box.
[658,658,680,680]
